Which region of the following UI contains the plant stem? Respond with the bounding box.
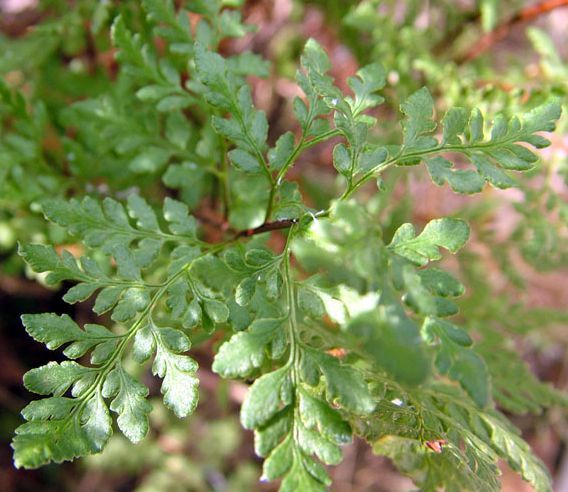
[264,128,343,222]
[456,0,568,64]
[219,138,231,220]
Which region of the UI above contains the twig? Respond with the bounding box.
[235,218,300,238]
[456,0,568,65]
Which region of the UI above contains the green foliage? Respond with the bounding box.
[2,2,566,492]
[388,218,470,266]
[356,381,551,492]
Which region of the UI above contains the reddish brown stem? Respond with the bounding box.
[234,218,299,239]
[456,0,568,64]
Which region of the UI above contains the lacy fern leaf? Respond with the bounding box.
[6,4,566,492]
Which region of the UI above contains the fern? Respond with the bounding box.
[3,2,566,491]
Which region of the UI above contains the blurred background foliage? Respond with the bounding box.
[0,0,567,490]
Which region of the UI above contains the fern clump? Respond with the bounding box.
[2,1,566,491]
